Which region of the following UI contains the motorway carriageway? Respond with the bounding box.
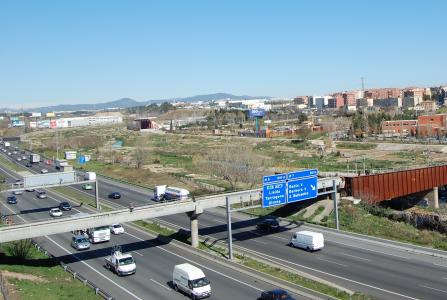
[5,149,447,299]
[0,156,304,300]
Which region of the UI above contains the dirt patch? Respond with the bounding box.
[1,270,49,283]
[142,163,184,174]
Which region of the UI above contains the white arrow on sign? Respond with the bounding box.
[310,184,316,190]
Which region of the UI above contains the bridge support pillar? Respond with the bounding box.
[187,206,203,248]
[433,186,439,209]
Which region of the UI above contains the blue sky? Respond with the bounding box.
[1,0,446,108]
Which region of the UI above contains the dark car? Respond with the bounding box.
[7,196,17,204]
[108,192,121,199]
[257,218,280,232]
[59,202,72,211]
[259,289,296,300]
[26,162,32,167]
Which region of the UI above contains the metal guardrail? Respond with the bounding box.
[31,240,114,300]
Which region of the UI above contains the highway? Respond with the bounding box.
[5,147,447,299]
[0,152,306,300]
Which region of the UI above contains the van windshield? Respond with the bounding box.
[118,257,135,266]
[76,238,89,244]
[190,277,210,288]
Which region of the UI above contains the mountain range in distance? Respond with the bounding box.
[2,93,270,113]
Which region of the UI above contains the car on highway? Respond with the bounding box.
[49,208,63,217]
[16,157,22,161]
[82,183,93,190]
[21,155,27,160]
[259,289,296,300]
[36,190,48,199]
[59,202,72,211]
[256,217,280,232]
[108,192,121,199]
[71,235,91,250]
[12,189,23,195]
[25,188,35,192]
[7,152,11,155]
[25,162,32,167]
[13,151,18,154]
[110,224,125,234]
[41,169,48,174]
[7,196,17,204]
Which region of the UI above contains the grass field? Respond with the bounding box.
[0,243,100,300]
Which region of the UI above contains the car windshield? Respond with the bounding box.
[113,225,121,228]
[190,277,210,288]
[76,238,89,243]
[94,226,109,231]
[118,257,134,265]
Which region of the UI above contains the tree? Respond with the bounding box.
[194,144,267,190]
[5,239,33,260]
[133,137,147,169]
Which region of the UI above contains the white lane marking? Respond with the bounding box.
[317,258,348,267]
[150,279,172,291]
[0,202,144,300]
[270,235,289,241]
[212,219,226,224]
[238,246,419,299]
[133,251,144,256]
[251,239,267,245]
[124,231,264,292]
[340,253,371,262]
[420,285,447,294]
[320,237,410,260]
[46,236,144,300]
[432,262,447,268]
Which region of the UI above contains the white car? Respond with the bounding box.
[13,190,23,195]
[41,169,48,174]
[110,224,125,234]
[49,208,63,217]
[16,157,22,161]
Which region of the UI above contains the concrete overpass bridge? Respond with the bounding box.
[0,177,340,245]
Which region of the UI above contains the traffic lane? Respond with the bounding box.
[197,210,447,298]
[120,224,302,300]
[158,210,442,299]
[36,234,175,300]
[1,186,78,223]
[37,222,298,300]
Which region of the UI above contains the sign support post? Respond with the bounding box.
[332,179,339,230]
[95,179,100,211]
[226,196,233,260]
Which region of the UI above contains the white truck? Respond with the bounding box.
[104,246,136,276]
[152,185,190,201]
[87,226,111,243]
[30,153,40,164]
[60,165,73,172]
[173,263,211,299]
[55,159,69,170]
[84,171,96,181]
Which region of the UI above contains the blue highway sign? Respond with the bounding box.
[262,182,287,207]
[287,176,318,203]
[263,174,286,184]
[287,169,318,180]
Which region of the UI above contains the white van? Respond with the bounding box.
[289,230,324,251]
[173,263,211,299]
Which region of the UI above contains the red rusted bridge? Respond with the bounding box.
[344,165,447,205]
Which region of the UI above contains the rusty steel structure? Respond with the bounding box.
[345,165,447,204]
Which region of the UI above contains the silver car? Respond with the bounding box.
[71,235,91,250]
